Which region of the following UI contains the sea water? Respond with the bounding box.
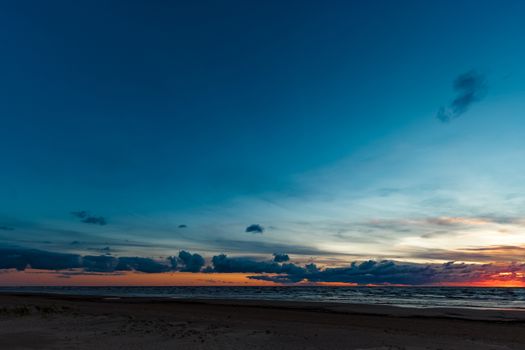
[1,286,525,310]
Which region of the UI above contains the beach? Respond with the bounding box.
[1,294,524,349]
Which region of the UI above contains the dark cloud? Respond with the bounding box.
[245,224,264,234]
[167,256,178,269]
[212,254,283,273]
[0,247,377,280]
[300,260,434,285]
[0,249,29,270]
[3,246,525,286]
[246,260,430,284]
[0,247,170,274]
[305,263,320,273]
[436,70,486,123]
[71,211,107,225]
[0,247,82,271]
[81,216,107,225]
[115,257,171,273]
[27,250,81,270]
[0,247,174,273]
[82,255,118,272]
[249,259,525,286]
[178,250,205,272]
[273,253,290,262]
[210,254,309,282]
[0,226,14,231]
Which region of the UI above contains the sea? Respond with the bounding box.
[1,286,525,310]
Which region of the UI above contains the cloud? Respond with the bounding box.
[301,260,434,285]
[0,246,203,274]
[0,247,82,271]
[0,226,14,231]
[83,255,118,272]
[115,257,171,273]
[426,216,490,226]
[410,245,525,263]
[71,211,107,225]
[2,247,525,286]
[210,254,309,281]
[273,253,290,262]
[167,256,178,269]
[245,224,264,234]
[86,246,113,254]
[81,216,107,225]
[436,70,486,123]
[211,254,283,273]
[178,250,205,272]
[249,259,525,286]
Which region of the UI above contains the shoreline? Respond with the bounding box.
[2,290,525,320]
[1,293,525,349]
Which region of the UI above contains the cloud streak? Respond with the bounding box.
[71,211,108,226]
[409,246,525,263]
[436,70,486,123]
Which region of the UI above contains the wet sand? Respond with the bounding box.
[1,293,525,349]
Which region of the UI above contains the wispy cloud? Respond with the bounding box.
[209,239,328,256]
[409,245,525,263]
[425,216,490,226]
[71,211,108,226]
[436,70,486,123]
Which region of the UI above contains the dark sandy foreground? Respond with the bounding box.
[1,294,525,349]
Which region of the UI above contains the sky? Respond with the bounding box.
[1,0,525,286]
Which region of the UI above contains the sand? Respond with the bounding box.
[1,294,525,349]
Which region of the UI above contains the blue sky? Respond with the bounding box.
[1,1,525,284]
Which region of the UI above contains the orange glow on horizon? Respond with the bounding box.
[0,269,279,286]
[314,282,358,287]
[438,280,525,288]
[2,269,525,288]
